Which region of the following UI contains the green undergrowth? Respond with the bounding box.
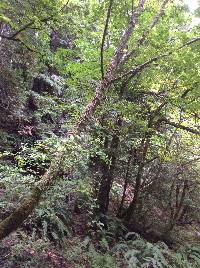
[1,231,200,268]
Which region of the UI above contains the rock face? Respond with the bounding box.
[0,23,76,152]
[32,75,55,95]
[0,72,17,129]
[50,31,75,52]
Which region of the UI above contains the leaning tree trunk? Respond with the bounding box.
[0,0,147,240]
[0,74,113,240]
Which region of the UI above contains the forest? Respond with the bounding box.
[0,0,200,267]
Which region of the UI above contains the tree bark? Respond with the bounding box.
[167,180,188,231]
[121,105,164,222]
[118,148,136,215]
[97,122,121,214]
[0,188,42,239]
[122,135,150,222]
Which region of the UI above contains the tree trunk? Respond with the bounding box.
[97,132,120,214]
[97,117,122,214]
[167,180,188,232]
[0,188,42,239]
[0,76,112,240]
[122,133,151,222]
[118,148,136,215]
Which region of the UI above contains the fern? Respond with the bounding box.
[172,244,200,268]
[34,206,70,245]
[114,233,200,268]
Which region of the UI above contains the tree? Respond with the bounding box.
[0,0,199,241]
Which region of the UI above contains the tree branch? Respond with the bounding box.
[162,118,200,135]
[131,0,134,16]
[107,0,146,75]
[120,0,170,65]
[100,0,114,79]
[0,1,70,42]
[112,36,200,83]
[0,16,53,41]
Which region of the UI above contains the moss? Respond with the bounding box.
[0,187,42,240]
